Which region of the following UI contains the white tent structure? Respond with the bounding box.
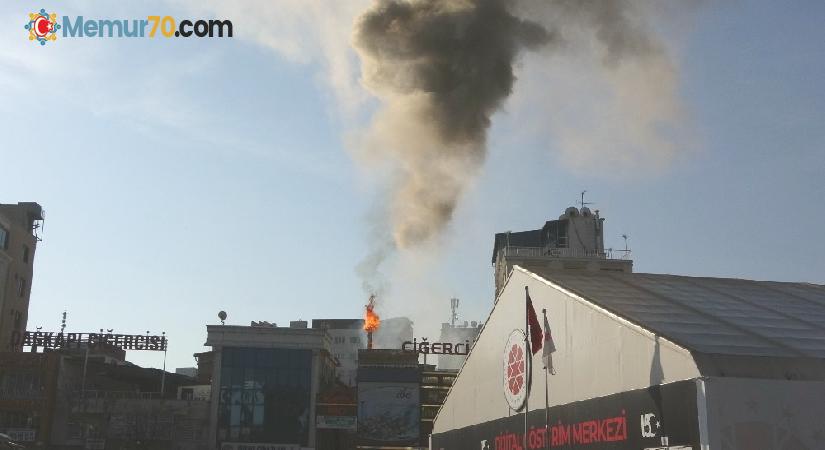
[431,265,825,450]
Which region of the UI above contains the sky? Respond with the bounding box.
[1,1,824,371]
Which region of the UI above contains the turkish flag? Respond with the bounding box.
[526,288,542,355]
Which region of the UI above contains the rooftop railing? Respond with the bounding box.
[501,246,630,260]
[75,390,170,400]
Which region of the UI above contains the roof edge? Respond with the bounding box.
[514,265,695,358]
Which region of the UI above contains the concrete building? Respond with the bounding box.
[176,367,198,378]
[204,322,336,450]
[419,367,456,444]
[492,206,632,296]
[436,321,482,371]
[0,346,206,449]
[51,356,208,450]
[312,319,366,387]
[0,202,43,352]
[372,316,414,350]
[431,265,825,449]
[0,351,60,446]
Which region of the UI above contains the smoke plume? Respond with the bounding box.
[351,0,689,261]
[179,0,691,300]
[514,0,690,173]
[353,0,551,248]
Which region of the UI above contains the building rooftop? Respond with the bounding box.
[520,264,825,359]
[204,324,330,350]
[312,318,363,330]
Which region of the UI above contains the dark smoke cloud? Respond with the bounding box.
[353,0,552,248]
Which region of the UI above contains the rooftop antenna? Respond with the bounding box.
[619,234,632,260]
[60,310,67,334]
[450,297,460,326]
[32,210,45,242]
[578,190,593,209]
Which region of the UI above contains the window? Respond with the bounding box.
[22,245,29,263]
[0,226,7,250]
[219,347,312,445]
[17,278,26,298]
[349,336,360,344]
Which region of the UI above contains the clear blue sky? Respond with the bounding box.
[1,1,823,370]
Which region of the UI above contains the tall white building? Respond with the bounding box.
[312,319,365,387]
[436,321,482,371]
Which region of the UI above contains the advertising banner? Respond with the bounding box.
[357,382,420,445]
[431,379,699,450]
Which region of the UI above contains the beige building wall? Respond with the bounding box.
[433,266,701,433]
[0,203,41,352]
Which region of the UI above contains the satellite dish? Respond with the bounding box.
[218,311,227,325]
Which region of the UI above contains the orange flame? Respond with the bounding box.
[363,294,380,333]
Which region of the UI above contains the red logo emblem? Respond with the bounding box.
[506,343,525,395]
[26,9,60,46]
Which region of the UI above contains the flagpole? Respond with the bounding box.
[524,286,530,450]
[543,308,549,450]
[160,332,168,397]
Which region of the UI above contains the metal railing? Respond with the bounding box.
[0,388,44,400]
[500,246,632,260]
[77,389,168,400]
[501,246,616,259]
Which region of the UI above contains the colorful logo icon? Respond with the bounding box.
[25,9,60,45]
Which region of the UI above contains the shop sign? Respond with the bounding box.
[10,330,168,351]
[316,415,357,430]
[401,338,471,355]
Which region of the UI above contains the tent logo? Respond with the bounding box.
[502,330,530,411]
[506,344,525,395]
[25,9,61,45]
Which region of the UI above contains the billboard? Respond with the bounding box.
[357,382,419,445]
[431,380,700,450]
